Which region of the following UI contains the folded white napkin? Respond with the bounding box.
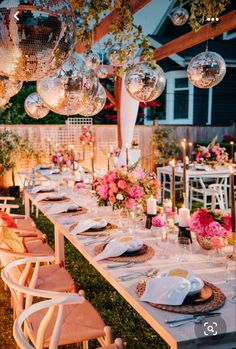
[34,193,53,202]
[70,219,110,235]
[47,203,77,214]
[94,237,143,261]
[140,276,191,306]
[31,185,54,194]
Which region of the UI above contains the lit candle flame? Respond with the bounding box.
[170,159,175,167]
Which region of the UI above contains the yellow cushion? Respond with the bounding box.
[0,226,26,253]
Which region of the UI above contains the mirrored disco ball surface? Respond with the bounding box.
[24,92,49,119]
[79,83,106,116]
[97,67,108,79]
[0,75,23,99]
[0,96,9,107]
[187,51,226,88]
[82,51,100,70]
[37,52,99,115]
[125,62,166,102]
[170,7,189,26]
[0,0,76,81]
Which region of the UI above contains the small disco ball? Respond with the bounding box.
[187,51,226,88]
[0,76,23,99]
[37,52,98,115]
[79,83,106,116]
[0,0,76,81]
[125,62,166,102]
[108,44,130,66]
[97,67,108,79]
[82,51,100,70]
[0,96,9,107]
[24,92,49,119]
[170,7,189,26]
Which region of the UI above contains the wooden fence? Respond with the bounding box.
[0,123,234,189]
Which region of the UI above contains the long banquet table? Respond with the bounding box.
[157,166,230,208]
[24,187,236,349]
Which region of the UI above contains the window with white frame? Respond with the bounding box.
[159,70,194,124]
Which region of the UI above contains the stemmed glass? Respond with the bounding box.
[176,237,192,262]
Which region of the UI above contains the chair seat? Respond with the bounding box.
[26,240,54,256]
[36,264,75,292]
[11,214,36,229]
[27,301,106,346]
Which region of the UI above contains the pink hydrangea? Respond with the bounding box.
[204,221,226,237]
[152,215,166,228]
[97,184,109,200]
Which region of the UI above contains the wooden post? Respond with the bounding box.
[114,77,122,148]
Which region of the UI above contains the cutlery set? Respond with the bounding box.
[166,312,221,327]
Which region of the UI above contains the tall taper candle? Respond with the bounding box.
[82,141,85,161]
[125,143,129,167]
[170,159,176,212]
[107,153,110,171]
[182,141,187,196]
[230,167,235,232]
[91,152,94,176]
[230,141,234,162]
[188,142,193,162]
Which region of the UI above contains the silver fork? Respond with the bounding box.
[117,268,159,281]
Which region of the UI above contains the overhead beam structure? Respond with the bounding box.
[75,0,152,53]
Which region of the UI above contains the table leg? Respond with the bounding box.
[24,192,30,216]
[54,225,65,264]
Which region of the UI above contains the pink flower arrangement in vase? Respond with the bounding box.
[92,168,160,210]
[151,215,167,236]
[189,208,232,250]
[196,136,228,165]
[80,127,94,145]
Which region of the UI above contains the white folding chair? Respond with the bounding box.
[162,173,182,199]
[2,256,114,349]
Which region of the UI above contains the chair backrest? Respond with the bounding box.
[0,196,16,205]
[209,183,226,210]
[0,203,19,214]
[13,295,84,349]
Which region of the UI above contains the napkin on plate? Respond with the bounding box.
[94,237,143,261]
[70,219,108,235]
[47,203,77,214]
[140,276,191,306]
[31,185,54,194]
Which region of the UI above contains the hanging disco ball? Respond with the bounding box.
[0,76,23,99]
[108,44,131,66]
[0,0,76,81]
[24,93,49,119]
[125,62,166,102]
[170,7,189,26]
[0,96,9,107]
[97,67,108,79]
[79,84,106,117]
[82,51,100,70]
[37,52,98,115]
[187,51,226,88]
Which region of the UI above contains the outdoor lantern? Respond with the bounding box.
[0,0,76,81]
[187,51,226,88]
[37,52,98,115]
[83,51,100,70]
[24,93,49,119]
[79,83,106,116]
[170,7,189,26]
[0,76,23,99]
[125,62,166,102]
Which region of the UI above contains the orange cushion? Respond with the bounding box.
[0,211,17,228]
[0,226,27,253]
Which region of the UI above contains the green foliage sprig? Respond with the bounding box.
[152,128,180,166]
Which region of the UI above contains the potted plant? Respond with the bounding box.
[0,129,39,197]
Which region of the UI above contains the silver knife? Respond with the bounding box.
[166,312,221,324]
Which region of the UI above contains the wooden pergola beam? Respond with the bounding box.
[114,77,122,148]
[102,85,117,109]
[149,10,236,62]
[75,0,152,53]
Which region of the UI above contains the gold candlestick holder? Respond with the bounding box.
[228,232,236,260]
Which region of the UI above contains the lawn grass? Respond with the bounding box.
[0,198,170,349]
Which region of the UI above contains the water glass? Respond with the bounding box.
[176,237,192,262]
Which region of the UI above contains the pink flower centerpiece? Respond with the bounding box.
[80,127,94,145]
[93,167,160,210]
[189,208,232,250]
[152,215,166,228]
[196,136,228,165]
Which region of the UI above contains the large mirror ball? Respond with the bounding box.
[0,0,76,81]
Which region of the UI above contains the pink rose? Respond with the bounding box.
[76,182,85,189]
[204,221,226,237]
[118,179,127,190]
[109,182,118,194]
[125,198,136,209]
[222,214,232,232]
[211,236,224,250]
[152,215,166,228]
